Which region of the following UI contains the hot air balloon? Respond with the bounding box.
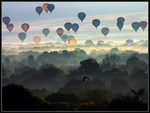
[117,17,125,23]
[61,34,68,42]
[64,22,72,32]
[140,21,147,31]
[6,23,14,32]
[78,12,86,22]
[92,19,100,29]
[3,16,10,25]
[47,4,55,13]
[35,6,43,16]
[18,32,26,42]
[68,38,77,45]
[72,23,79,33]
[117,21,124,31]
[132,22,140,32]
[68,35,75,40]
[126,39,134,45]
[85,40,93,45]
[33,36,41,44]
[43,3,49,13]
[42,28,50,37]
[21,23,30,33]
[97,40,104,45]
[56,28,64,37]
[101,27,109,37]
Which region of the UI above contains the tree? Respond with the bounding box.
[79,58,102,77]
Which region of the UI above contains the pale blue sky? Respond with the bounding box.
[2,2,148,44]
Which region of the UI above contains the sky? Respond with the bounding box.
[2,2,148,45]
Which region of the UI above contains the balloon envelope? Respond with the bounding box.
[64,22,72,32]
[132,22,140,32]
[68,35,75,40]
[18,32,26,42]
[33,36,41,44]
[36,6,43,15]
[85,40,93,45]
[72,23,79,33]
[56,28,64,37]
[101,27,109,36]
[117,21,124,31]
[3,16,10,25]
[140,21,147,31]
[68,39,77,45]
[42,28,50,37]
[61,34,68,42]
[97,40,104,45]
[47,4,55,13]
[117,17,125,23]
[21,23,30,32]
[78,12,86,22]
[126,39,134,45]
[43,3,49,13]
[6,23,14,32]
[92,19,100,29]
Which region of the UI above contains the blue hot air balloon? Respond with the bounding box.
[126,39,134,45]
[42,28,50,37]
[101,27,109,37]
[117,17,125,23]
[35,6,43,16]
[78,12,86,22]
[61,34,68,42]
[3,16,10,25]
[85,40,93,45]
[47,4,55,13]
[92,19,100,29]
[132,22,140,32]
[56,28,64,37]
[18,32,26,42]
[117,21,124,31]
[64,22,72,32]
[6,23,14,32]
[72,23,79,33]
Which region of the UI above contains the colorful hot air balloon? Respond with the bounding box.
[3,16,10,25]
[43,3,49,13]
[21,23,30,33]
[117,21,124,31]
[97,40,104,45]
[18,32,26,42]
[68,38,77,45]
[56,28,64,37]
[101,27,109,37]
[33,36,41,44]
[42,28,50,37]
[61,34,68,42]
[78,12,86,22]
[132,22,140,32]
[47,4,55,13]
[72,23,79,33]
[68,35,75,40]
[64,22,72,32]
[6,23,14,32]
[35,6,43,16]
[140,21,147,31]
[117,17,125,23]
[85,40,93,45]
[126,39,134,45]
[92,19,100,29]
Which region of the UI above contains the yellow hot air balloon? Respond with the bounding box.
[33,36,41,44]
[43,3,49,13]
[68,39,77,45]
